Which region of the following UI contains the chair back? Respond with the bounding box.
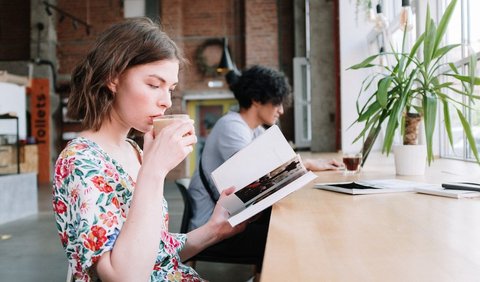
[174,178,192,234]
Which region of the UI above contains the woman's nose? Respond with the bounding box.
[157,89,172,109]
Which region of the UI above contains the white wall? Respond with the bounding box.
[0,83,27,140]
[339,2,376,153]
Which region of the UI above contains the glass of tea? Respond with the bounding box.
[342,152,362,175]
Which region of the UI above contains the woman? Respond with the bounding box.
[52,18,245,281]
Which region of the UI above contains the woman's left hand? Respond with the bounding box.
[208,187,247,241]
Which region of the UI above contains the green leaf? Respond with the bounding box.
[353,113,381,144]
[457,109,480,163]
[348,54,380,70]
[407,33,425,68]
[96,193,105,205]
[358,101,382,122]
[423,93,438,164]
[434,0,458,53]
[423,19,437,70]
[377,77,393,108]
[361,124,382,166]
[440,98,454,146]
[433,44,461,59]
[448,74,480,85]
[383,95,407,154]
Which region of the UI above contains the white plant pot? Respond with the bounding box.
[393,145,427,175]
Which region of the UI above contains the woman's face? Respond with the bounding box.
[110,59,179,133]
[256,102,284,126]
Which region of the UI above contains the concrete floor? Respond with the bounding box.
[0,180,253,282]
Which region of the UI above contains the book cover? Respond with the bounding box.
[314,179,431,195]
[211,125,317,226]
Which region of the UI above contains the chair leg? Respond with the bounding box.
[253,266,261,282]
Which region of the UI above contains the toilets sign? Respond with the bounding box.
[28,78,50,183]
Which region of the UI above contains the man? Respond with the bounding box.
[187,65,339,273]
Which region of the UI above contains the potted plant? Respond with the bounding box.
[349,0,480,174]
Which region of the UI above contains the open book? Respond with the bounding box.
[211,125,317,226]
[314,179,432,195]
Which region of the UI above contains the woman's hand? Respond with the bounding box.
[142,119,197,177]
[179,187,247,261]
[207,187,247,241]
[303,158,343,171]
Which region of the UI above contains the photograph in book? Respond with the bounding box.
[219,155,307,215]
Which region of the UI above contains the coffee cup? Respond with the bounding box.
[153,114,190,136]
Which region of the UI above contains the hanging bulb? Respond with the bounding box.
[399,0,414,31]
[374,4,389,32]
[367,2,377,23]
[367,2,376,23]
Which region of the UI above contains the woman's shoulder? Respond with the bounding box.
[57,137,105,165]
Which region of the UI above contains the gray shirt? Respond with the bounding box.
[188,111,264,230]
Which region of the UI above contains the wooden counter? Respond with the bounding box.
[261,153,480,281]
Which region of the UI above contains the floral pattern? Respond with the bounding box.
[53,137,204,281]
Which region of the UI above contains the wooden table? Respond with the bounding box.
[261,153,480,282]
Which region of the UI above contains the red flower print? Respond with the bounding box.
[74,143,88,150]
[53,199,67,214]
[70,187,79,205]
[172,257,179,269]
[99,211,118,228]
[111,196,120,209]
[82,225,108,251]
[59,231,68,247]
[55,157,73,181]
[161,231,181,254]
[80,201,89,214]
[104,163,119,181]
[91,176,114,193]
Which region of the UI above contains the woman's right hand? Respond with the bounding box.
[142,119,197,177]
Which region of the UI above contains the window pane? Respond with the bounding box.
[445,0,463,62]
[443,71,465,159]
[467,73,480,160]
[469,0,480,53]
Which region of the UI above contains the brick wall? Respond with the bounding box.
[57,0,124,76]
[245,0,279,69]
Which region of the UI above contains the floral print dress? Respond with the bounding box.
[53,137,203,281]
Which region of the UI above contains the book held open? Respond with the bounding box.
[211,125,317,226]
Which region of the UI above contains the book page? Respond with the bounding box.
[219,155,306,215]
[210,125,317,226]
[211,125,296,193]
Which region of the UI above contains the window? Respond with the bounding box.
[438,0,480,162]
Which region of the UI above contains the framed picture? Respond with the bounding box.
[186,96,237,176]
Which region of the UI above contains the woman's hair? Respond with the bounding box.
[228,65,291,109]
[68,17,185,131]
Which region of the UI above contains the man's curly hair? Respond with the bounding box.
[229,65,291,109]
